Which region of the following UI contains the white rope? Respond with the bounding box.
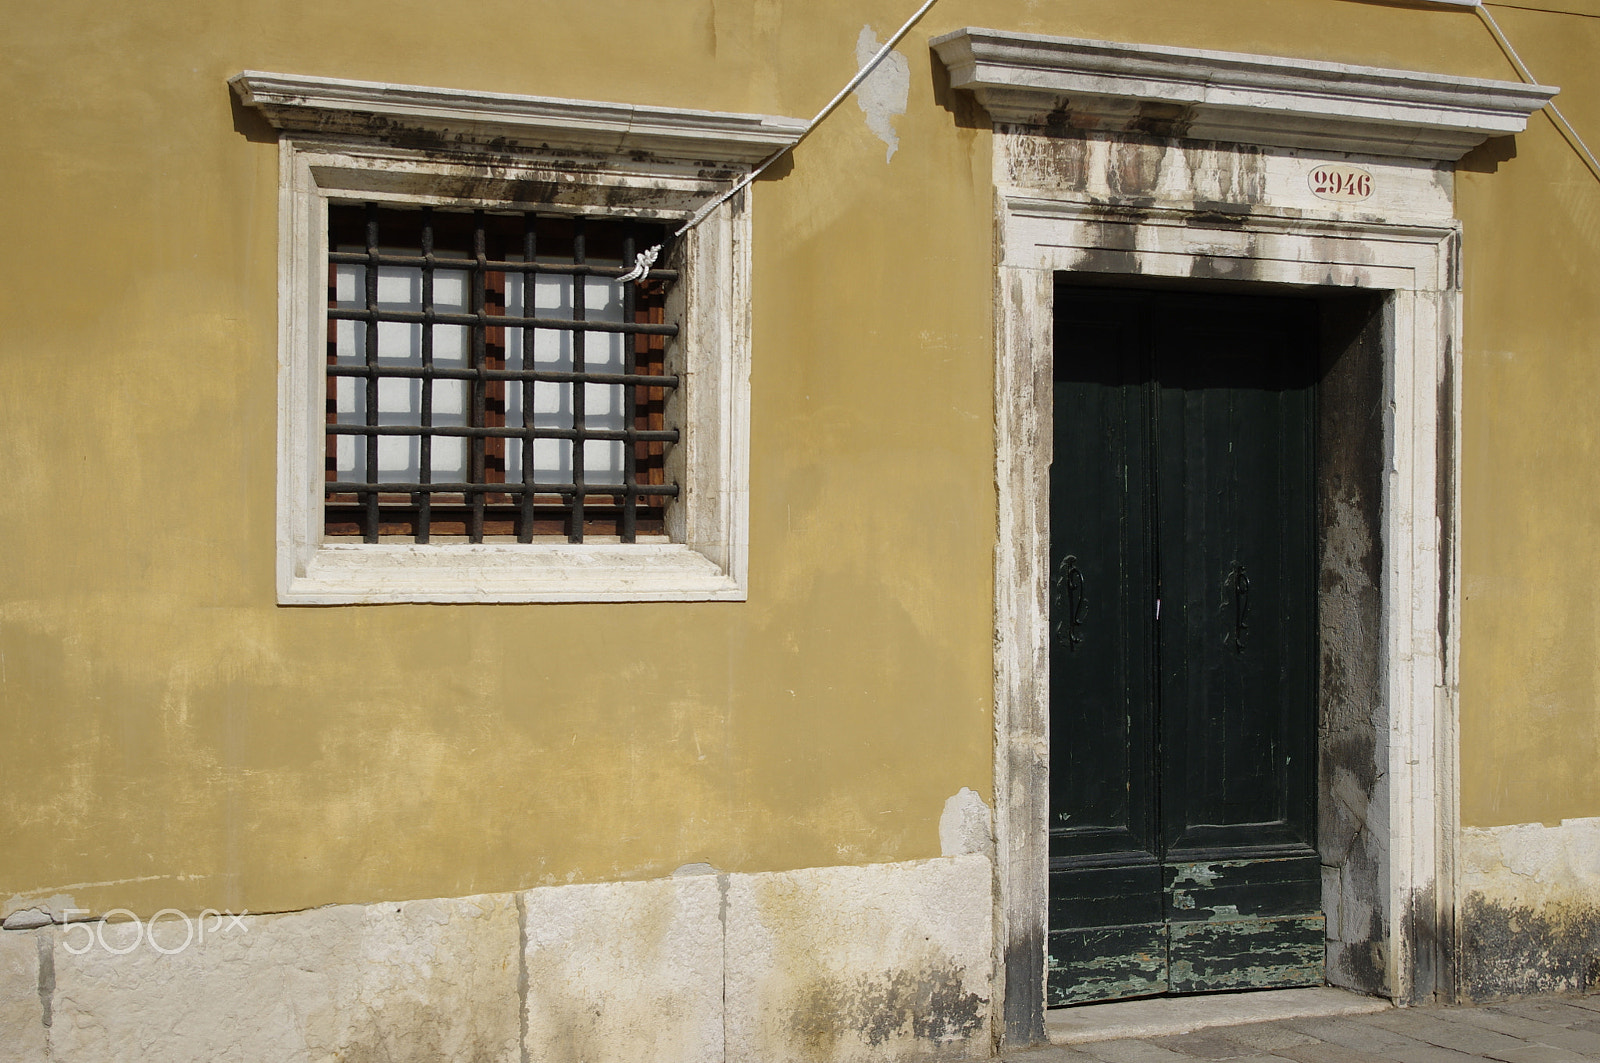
[1475,4,1600,184]
[618,0,940,283]
[614,245,659,285]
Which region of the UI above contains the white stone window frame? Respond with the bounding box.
[232,73,805,604]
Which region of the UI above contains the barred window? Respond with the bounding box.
[326,204,677,544]
[238,72,786,602]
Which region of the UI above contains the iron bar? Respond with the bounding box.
[327,307,676,336]
[468,209,487,541]
[363,203,381,543]
[570,218,586,543]
[520,213,538,542]
[327,425,677,442]
[327,481,678,497]
[328,250,679,281]
[326,365,680,387]
[620,225,638,542]
[418,206,434,543]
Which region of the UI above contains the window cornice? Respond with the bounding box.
[930,28,1556,160]
[229,71,807,166]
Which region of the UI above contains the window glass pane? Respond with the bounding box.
[531,271,574,483]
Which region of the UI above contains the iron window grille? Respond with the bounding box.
[325,203,678,544]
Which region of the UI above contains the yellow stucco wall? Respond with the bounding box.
[2,0,1596,918]
[1457,4,1600,829]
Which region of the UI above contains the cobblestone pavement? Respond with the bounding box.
[1010,996,1600,1063]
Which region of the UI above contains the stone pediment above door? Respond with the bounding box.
[931,28,1557,221]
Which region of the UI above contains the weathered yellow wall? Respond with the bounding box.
[2,0,1595,918]
[1456,4,1600,829]
[0,0,1003,920]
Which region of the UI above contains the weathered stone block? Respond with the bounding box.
[0,929,46,1063]
[49,893,521,1062]
[724,854,992,1063]
[522,873,724,1063]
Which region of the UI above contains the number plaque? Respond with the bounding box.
[1308,164,1373,202]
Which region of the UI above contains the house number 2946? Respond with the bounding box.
[1308,164,1373,202]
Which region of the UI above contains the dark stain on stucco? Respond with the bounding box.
[1400,883,1447,1004]
[1184,205,1250,229]
[787,964,987,1061]
[1128,102,1195,139]
[1039,105,1083,138]
[1316,292,1390,998]
[1186,253,1252,281]
[1461,893,1600,1001]
[1336,909,1388,994]
[1003,923,1046,1049]
[1073,213,1147,277]
[36,928,54,1029]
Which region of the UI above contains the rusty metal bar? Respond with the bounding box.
[520,212,538,543]
[328,250,679,282]
[418,206,434,543]
[326,308,676,336]
[468,209,488,541]
[328,424,678,442]
[569,218,587,543]
[363,203,380,543]
[327,481,678,497]
[327,365,679,387]
[620,225,638,543]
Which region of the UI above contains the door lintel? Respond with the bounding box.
[931,27,1554,162]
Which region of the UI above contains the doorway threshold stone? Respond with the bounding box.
[1046,986,1391,1043]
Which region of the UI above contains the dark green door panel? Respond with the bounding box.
[1155,305,1318,861]
[1048,304,1156,864]
[1048,294,1163,1005]
[1048,286,1322,1007]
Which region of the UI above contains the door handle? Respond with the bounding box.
[1054,555,1088,650]
[1226,562,1250,652]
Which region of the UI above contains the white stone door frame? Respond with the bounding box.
[989,198,1463,1044]
[924,28,1554,1046]
[926,29,1554,1047]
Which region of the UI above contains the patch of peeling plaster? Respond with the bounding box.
[1461,818,1600,999]
[939,788,993,860]
[854,26,910,163]
[1463,818,1600,910]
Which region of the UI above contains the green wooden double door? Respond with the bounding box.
[1048,287,1323,1006]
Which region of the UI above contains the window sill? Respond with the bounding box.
[281,542,746,604]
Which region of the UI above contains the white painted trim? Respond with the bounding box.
[991,193,1463,1035]
[992,261,1054,1047]
[230,71,807,165]
[930,29,1554,160]
[265,130,754,604]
